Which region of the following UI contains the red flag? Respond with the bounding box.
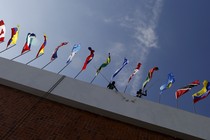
[128,63,141,83]
[82,47,95,70]
[0,20,6,43]
[51,42,69,61]
[175,80,200,99]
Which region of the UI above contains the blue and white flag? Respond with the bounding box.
[66,44,81,64]
[111,58,129,81]
[160,73,175,94]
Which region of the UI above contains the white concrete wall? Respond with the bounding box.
[0,57,209,140]
[0,57,62,96]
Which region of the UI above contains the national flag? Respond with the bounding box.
[21,33,36,54]
[66,44,81,64]
[160,73,175,94]
[142,66,159,91]
[0,20,6,43]
[96,53,111,75]
[175,80,200,99]
[7,25,19,48]
[81,47,95,70]
[51,42,69,61]
[111,58,129,80]
[192,80,210,103]
[36,34,47,58]
[128,63,141,83]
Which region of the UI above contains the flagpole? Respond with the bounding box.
[74,69,83,79]
[99,72,110,83]
[124,85,128,93]
[0,45,16,54]
[41,60,53,70]
[26,54,43,65]
[10,51,30,61]
[159,94,161,103]
[57,62,70,74]
[176,99,179,108]
[90,75,97,84]
[192,102,197,113]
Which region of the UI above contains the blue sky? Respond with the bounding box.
[1,0,210,118]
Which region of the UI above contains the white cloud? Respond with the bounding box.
[108,42,125,63]
[115,0,164,94]
[135,26,158,48]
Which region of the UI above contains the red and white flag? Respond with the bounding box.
[0,20,6,43]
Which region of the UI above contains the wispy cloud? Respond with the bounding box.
[131,0,163,95]
[107,0,164,95]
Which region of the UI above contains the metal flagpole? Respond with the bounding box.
[193,102,197,113]
[124,85,128,93]
[176,99,179,108]
[90,75,97,84]
[41,60,53,70]
[0,45,16,54]
[26,54,43,65]
[74,69,83,79]
[57,62,71,74]
[92,65,110,83]
[10,51,30,61]
[159,94,161,103]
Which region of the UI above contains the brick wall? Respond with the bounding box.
[0,85,179,140]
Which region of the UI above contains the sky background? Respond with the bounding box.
[1,0,210,118]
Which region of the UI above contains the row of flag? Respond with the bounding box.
[0,20,209,104]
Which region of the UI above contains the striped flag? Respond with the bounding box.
[175,80,200,99]
[51,42,69,61]
[0,20,6,43]
[7,25,19,48]
[192,80,210,103]
[36,34,47,58]
[96,53,111,75]
[66,44,81,64]
[81,47,95,71]
[111,58,129,80]
[142,66,159,91]
[160,73,175,94]
[21,33,36,54]
[128,63,141,83]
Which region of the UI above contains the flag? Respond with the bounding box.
[21,33,36,54]
[175,80,200,99]
[81,47,95,70]
[192,80,210,103]
[36,34,47,58]
[128,63,141,83]
[111,58,129,80]
[160,73,175,94]
[142,66,159,91]
[0,20,6,43]
[96,53,111,75]
[66,44,81,64]
[51,42,69,61]
[7,25,20,48]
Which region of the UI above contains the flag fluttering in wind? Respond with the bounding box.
[142,66,159,91]
[192,80,210,103]
[111,58,129,81]
[0,20,6,43]
[51,42,69,61]
[81,47,95,71]
[66,44,81,64]
[127,63,141,83]
[36,34,47,58]
[21,33,36,54]
[160,73,175,94]
[7,25,20,48]
[175,80,200,99]
[96,53,111,75]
